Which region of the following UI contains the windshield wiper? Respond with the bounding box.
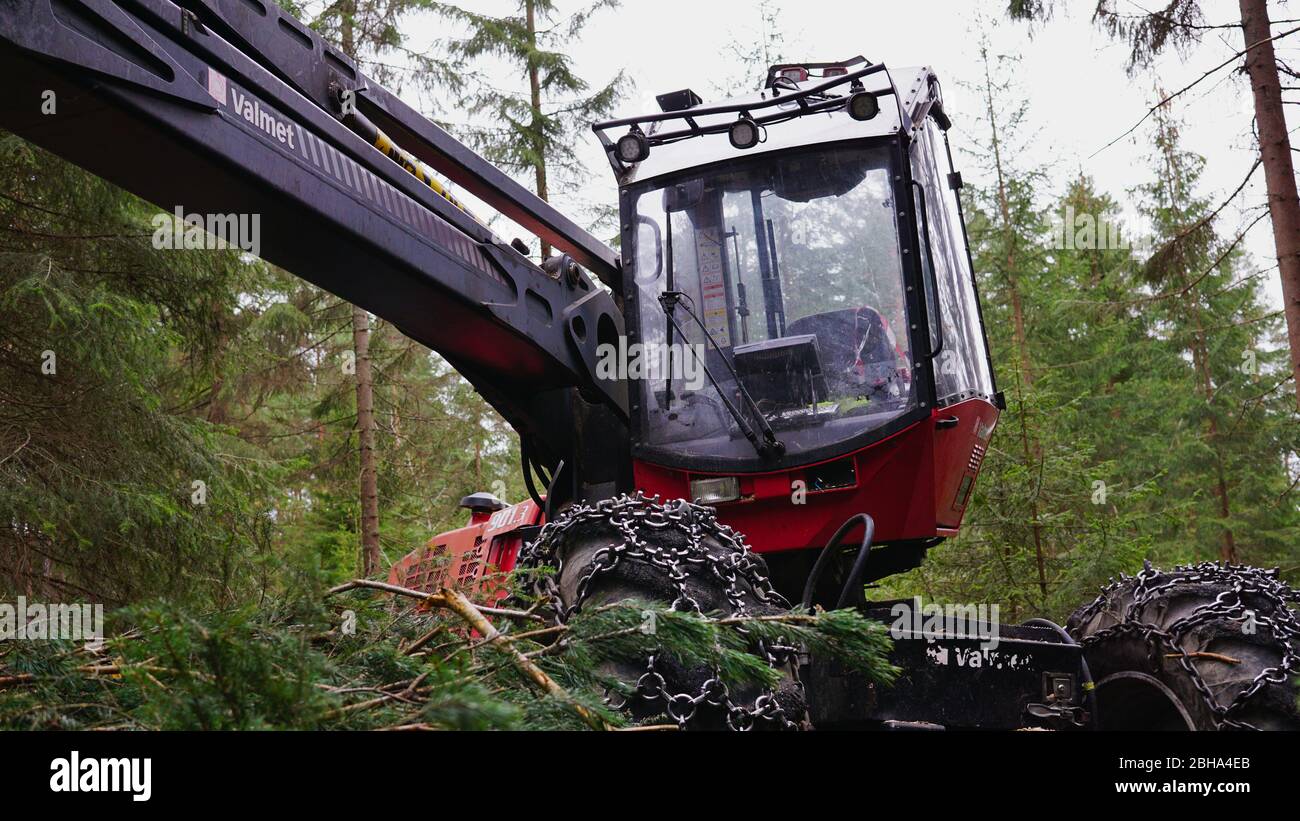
[658,291,786,460]
[660,210,679,409]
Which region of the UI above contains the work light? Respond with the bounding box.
[728,117,760,150]
[616,129,650,163]
[847,91,880,121]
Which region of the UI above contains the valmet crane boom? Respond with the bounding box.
[0,0,630,499]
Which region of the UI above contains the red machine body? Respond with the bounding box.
[388,499,542,597]
[635,398,997,554]
[391,397,996,585]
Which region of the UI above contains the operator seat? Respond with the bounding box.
[785,306,907,399]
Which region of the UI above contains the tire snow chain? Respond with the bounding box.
[1074,561,1300,730]
[518,492,802,730]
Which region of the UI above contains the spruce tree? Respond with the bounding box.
[430,0,629,253]
[1135,103,1300,567]
[1006,0,1300,410]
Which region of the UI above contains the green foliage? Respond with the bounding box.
[0,590,897,731]
[880,33,1298,622]
[1092,0,1205,74]
[1,0,1296,726]
[1132,106,1300,570]
[120,605,332,730]
[1004,0,1053,22]
[0,134,521,605]
[427,0,629,235]
[556,600,897,699]
[0,135,280,606]
[1003,2,1206,72]
[308,0,461,91]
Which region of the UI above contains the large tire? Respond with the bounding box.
[1067,562,1300,730]
[519,493,806,730]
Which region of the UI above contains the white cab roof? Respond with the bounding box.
[621,65,938,186]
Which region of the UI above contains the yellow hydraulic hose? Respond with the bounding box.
[370,128,479,220]
[335,92,481,224]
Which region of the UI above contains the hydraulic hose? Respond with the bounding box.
[801,513,876,611]
[543,460,567,523]
[835,515,877,610]
[520,439,548,511]
[331,86,480,221]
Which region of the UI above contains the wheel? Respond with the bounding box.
[519,492,806,730]
[1067,562,1300,730]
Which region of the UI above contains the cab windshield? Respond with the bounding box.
[628,142,917,464]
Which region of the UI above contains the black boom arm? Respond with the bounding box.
[0,0,628,475]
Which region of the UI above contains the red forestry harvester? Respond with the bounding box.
[3,0,1296,729]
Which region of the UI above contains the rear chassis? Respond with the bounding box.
[806,605,1090,730]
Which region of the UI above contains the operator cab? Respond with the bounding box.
[593,58,1000,554]
[629,142,913,465]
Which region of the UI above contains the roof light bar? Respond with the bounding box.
[592,61,903,158]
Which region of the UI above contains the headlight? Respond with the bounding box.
[690,476,740,505]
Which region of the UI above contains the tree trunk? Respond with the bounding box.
[525,0,551,259]
[981,45,1046,596]
[352,306,381,576]
[1189,306,1239,563]
[981,47,1034,387]
[1191,315,1238,563]
[1239,0,1300,409]
[340,6,381,576]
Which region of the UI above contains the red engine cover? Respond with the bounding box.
[387,498,542,595]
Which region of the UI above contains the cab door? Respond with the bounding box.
[909,118,999,529]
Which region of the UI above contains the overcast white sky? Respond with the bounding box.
[399,0,1292,311]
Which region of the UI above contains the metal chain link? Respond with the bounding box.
[518,492,802,731]
[1073,560,1300,730]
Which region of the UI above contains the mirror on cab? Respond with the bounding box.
[662,177,704,213]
